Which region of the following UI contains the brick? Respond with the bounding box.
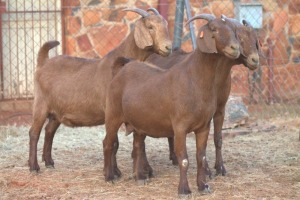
[66,16,81,35]
[272,31,289,65]
[262,0,278,12]
[273,9,288,35]
[289,0,300,15]
[83,9,101,27]
[91,24,128,57]
[113,0,130,4]
[102,8,127,22]
[66,37,76,55]
[76,34,92,52]
[211,0,234,18]
[135,0,150,10]
[289,14,300,35]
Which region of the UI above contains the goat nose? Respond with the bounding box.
[231,43,239,51]
[165,43,172,52]
[251,54,259,64]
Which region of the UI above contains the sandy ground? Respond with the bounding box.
[0,117,299,199]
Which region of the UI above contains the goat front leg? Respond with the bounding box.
[103,120,122,182]
[195,128,210,193]
[132,133,153,183]
[213,109,226,176]
[167,137,178,165]
[174,130,191,195]
[42,116,60,167]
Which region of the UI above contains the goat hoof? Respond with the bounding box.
[114,167,122,178]
[178,187,192,196]
[198,184,211,195]
[136,179,149,185]
[45,165,55,169]
[178,193,192,199]
[29,169,40,174]
[215,165,226,176]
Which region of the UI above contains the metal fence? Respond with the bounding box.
[0,0,299,119]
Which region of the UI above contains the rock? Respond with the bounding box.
[223,96,249,129]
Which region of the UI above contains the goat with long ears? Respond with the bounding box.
[28,7,172,172]
[103,14,242,195]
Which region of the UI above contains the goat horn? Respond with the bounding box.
[221,14,227,21]
[186,14,216,25]
[147,7,160,15]
[242,19,253,27]
[123,8,150,18]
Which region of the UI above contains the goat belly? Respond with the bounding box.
[123,110,173,138]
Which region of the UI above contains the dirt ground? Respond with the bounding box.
[0,115,299,199]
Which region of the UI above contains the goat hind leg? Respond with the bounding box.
[132,133,153,182]
[29,109,48,172]
[42,116,60,168]
[103,119,122,182]
[168,137,178,165]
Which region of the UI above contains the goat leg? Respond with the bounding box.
[132,132,153,183]
[174,130,191,195]
[103,121,122,181]
[213,110,227,176]
[42,116,60,167]
[167,137,178,165]
[28,109,48,172]
[195,128,210,194]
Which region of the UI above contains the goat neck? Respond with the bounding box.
[108,31,153,62]
[185,49,224,86]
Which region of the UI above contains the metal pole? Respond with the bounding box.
[173,0,184,49]
[267,38,274,104]
[184,0,196,49]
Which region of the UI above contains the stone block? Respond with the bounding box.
[289,15,300,35]
[83,9,101,27]
[272,9,288,35]
[102,8,127,22]
[91,24,128,57]
[66,16,81,35]
[76,34,92,52]
[289,1,300,15]
[273,31,289,65]
[211,0,234,18]
[66,36,76,55]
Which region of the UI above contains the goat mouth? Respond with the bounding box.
[246,64,258,70]
[158,49,171,57]
[224,51,240,59]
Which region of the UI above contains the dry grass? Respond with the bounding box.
[0,117,299,199]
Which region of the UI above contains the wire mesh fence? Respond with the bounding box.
[0,0,299,124]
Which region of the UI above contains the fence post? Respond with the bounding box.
[267,37,274,104]
[184,0,196,49]
[173,0,184,49]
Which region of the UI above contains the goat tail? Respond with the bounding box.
[37,40,60,68]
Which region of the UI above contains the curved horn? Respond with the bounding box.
[221,14,227,21]
[186,14,216,26]
[147,7,160,15]
[123,8,150,18]
[242,19,252,27]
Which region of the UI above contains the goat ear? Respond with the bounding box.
[196,24,217,54]
[134,20,153,49]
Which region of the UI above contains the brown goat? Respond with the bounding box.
[28,8,172,172]
[103,14,241,195]
[144,15,260,176]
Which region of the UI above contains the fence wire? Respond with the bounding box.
[0,0,299,122]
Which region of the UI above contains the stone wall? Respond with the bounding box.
[62,0,300,104]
